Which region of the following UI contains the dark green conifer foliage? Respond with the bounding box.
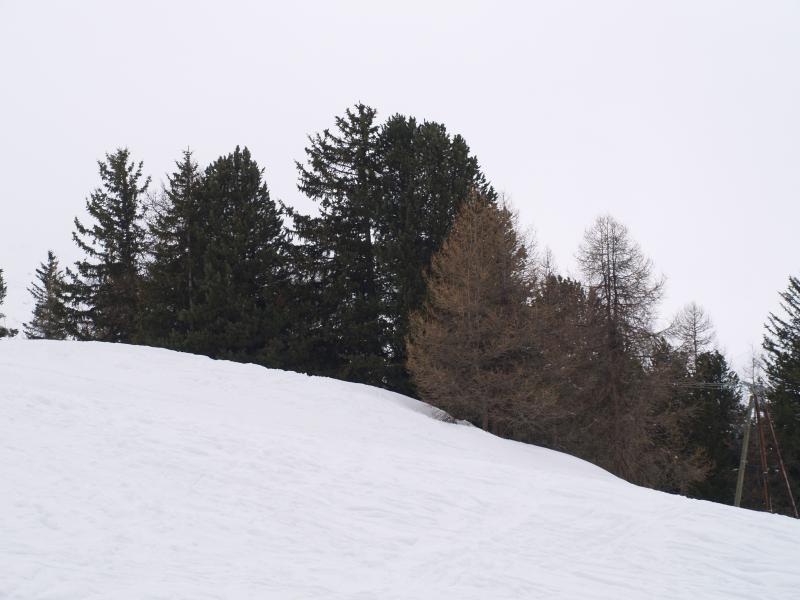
[292,104,386,385]
[0,268,18,338]
[23,251,70,340]
[139,150,203,347]
[291,106,495,391]
[763,274,800,512]
[376,115,496,393]
[685,350,743,504]
[182,146,290,364]
[68,148,149,341]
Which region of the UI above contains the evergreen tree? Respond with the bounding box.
[685,350,743,504]
[376,115,496,393]
[290,105,495,391]
[646,339,711,494]
[139,150,203,347]
[763,274,800,513]
[291,104,386,384]
[67,148,149,341]
[23,251,70,339]
[181,146,290,363]
[0,268,18,338]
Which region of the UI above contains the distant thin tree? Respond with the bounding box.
[671,302,715,369]
[23,251,70,339]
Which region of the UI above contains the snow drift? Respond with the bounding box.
[2,341,799,599]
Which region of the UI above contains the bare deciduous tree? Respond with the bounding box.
[577,215,664,349]
[574,215,703,488]
[670,302,715,368]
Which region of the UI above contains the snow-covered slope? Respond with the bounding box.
[2,341,798,599]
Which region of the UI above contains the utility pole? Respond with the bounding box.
[753,395,772,512]
[733,383,799,518]
[734,394,754,508]
[761,396,799,518]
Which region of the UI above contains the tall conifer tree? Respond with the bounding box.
[68,148,149,341]
[182,146,290,363]
[0,268,17,338]
[685,350,743,503]
[291,104,386,384]
[23,251,70,340]
[377,115,495,392]
[139,150,203,346]
[291,106,495,390]
[763,274,800,513]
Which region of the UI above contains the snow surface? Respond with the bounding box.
[2,341,799,599]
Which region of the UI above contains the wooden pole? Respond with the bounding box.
[754,395,773,512]
[734,395,754,508]
[761,397,799,518]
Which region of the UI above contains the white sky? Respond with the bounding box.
[1,0,798,371]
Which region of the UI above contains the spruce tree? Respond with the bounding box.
[291,104,386,384]
[0,268,18,338]
[139,150,203,347]
[23,251,70,339]
[763,274,800,513]
[291,106,495,391]
[67,148,149,341]
[685,350,743,504]
[181,146,290,364]
[376,115,496,393]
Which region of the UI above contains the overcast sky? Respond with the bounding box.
[1,1,798,370]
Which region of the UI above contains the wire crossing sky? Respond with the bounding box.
[1,1,798,370]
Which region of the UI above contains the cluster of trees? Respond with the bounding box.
[407,197,743,499]
[9,104,492,399]
[406,196,800,515]
[2,103,798,514]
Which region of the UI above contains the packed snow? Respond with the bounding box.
[2,341,799,599]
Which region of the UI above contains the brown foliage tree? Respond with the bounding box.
[575,215,707,490]
[406,193,551,434]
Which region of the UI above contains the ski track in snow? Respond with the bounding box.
[1,340,799,599]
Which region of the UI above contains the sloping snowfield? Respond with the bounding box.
[2,341,799,599]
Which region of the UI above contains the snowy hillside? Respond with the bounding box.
[2,341,799,599]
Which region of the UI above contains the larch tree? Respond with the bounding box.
[406,192,544,434]
[67,148,149,342]
[576,215,667,484]
[671,301,715,369]
[23,251,70,340]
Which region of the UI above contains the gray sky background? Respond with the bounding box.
[1,1,798,371]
